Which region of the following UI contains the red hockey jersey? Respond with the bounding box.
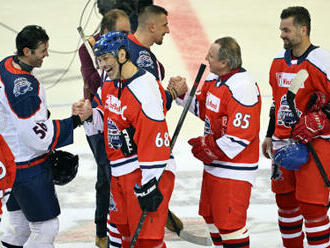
[94,69,175,185]
[269,45,330,150]
[178,68,261,185]
[0,134,16,219]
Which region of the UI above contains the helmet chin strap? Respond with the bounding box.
[13,55,34,73]
[117,57,129,99]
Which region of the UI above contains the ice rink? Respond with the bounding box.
[1,0,330,247]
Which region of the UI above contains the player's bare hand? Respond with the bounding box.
[72,99,84,116]
[262,137,272,159]
[79,99,93,121]
[167,76,188,99]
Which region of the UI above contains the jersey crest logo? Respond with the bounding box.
[276,72,305,89]
[137,50,154,69]
[13,77,33,97]
[277,95,301,128]
[107,118,122,150]
[206,92,220,112]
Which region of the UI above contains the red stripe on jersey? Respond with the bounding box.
[51,120,60,150]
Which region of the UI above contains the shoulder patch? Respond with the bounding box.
[128,72,165,121]
[136,50,154,69]
[13,77,33,97]
[226,71,259,106]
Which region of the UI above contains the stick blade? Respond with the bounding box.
[289,69,309,95]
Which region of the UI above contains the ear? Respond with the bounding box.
[301,25,308,36]
[117,48,127,63]
[148,21,156,33]
[22,47,31,57]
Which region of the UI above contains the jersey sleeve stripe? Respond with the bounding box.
[140,163,167,169]
[216,135,250,159]
[49,120,61,150]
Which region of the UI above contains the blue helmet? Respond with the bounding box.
[274,143,309,170]
[93,31,129,57]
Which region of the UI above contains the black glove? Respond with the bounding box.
[120,126,137,157]
[134,177,163,212]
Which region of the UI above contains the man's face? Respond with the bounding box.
[280,17,303,50]
[153,13,170,45]
[114,16,131,34]
[97,53,120,79]
[206,43,226,75]
[25,41,49,68]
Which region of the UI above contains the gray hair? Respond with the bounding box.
[214,37,242,70]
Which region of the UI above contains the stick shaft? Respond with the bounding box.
[170,63,206,152]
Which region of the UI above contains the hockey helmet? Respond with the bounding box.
[49,150,79,186]
[93,31,129,57]
[274,143,309,170]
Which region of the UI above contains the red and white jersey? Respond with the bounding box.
[93,69,175,185]
[0,134,16,219]
[269,45,330,150]
[178,68,261,185]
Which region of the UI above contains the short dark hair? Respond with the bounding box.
[16,25,49,56]
[214,37,242,70]
[101,8,129,34]
[281,6,311,35]
[138,5,168,28]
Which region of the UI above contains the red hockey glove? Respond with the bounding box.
[306,91,328,112]
[211,116,228,138]
[292,110,330,144]
[188,134,224,164]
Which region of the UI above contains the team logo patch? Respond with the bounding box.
[13,77,33,97]
[276,72,305,89]
[137,50,154,69]
[277,95,301,127]
[107,118,122,150]
[206,92,220,112]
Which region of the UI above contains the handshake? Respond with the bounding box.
[167,76,188,99]
[72,99,93,122]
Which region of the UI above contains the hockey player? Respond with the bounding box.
[78,9,130,248]
[0,25,85,248]
[75,31,178,248]
[170,37,261,248]
[261,7,330,247]
[127,4,187,109]
[0,135,16,222]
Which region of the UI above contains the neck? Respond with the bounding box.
[120,61,138,80]
[134,29,153,48]
[292,39,311,57]
[13,56,34,72]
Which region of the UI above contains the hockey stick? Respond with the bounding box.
[77,26,98,68]
[129,64,211,247]
[170,63,206,151]
[166,63,212,246]
[287,69,330,187]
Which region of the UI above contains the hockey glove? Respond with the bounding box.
[120,126,137,157]
[188,134,224,164]
[306,91,328,112]
[292,109,330,144]
[134,177,163,212]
